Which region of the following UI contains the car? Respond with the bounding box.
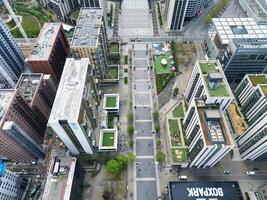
[223,170,230,174]
[247,171,255,176]
[178,175,187,180]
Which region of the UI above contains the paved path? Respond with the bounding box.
[132,43,160,200]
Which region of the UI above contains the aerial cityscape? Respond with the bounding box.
[0,0,267,199]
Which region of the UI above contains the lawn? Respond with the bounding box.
[68,8,80,19]
[200,63,217,74]
[156,73,174,94]
[172,103,184,118]
[107,66,118,79]
[6,19,16,29]
[109,43,119,53]
[204,76,229,97]
[249,75,267,86]
[154,55,172,74]
[168,119,180,135]
[171,148,188,162]
[106,96,117,107]
[261,86,267,96]
[10,14,40,38]
[102,132,115,146]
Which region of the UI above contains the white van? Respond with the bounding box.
[178,175,188,180]
[246,171,255,176]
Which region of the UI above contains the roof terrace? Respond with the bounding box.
[248,74,267,86]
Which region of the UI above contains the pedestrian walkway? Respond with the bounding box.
[132,43,160,200]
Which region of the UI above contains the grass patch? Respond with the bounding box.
[261,86,267,96]
[156,73,174,94]
[249,75,267,86]
[107,67,118,79]
[168,119,179,135]
[108,53,120,65]
[102,132,115,146]
[200,63,217,74]
[171,148,188,162]
[172,104,184,118]
[204,76,229,97]
[124,55,128,65]
[106,96,117,107]
[68,8,80,19]
[154,55,172,74]
[109,43,119,53]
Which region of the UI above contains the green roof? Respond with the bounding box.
[106,96,117,107]
[200,62,217,74]
[248,75,267,86]
[102,131,115,146]
[260,86,267,96]
[204,76,229,97]
[172,103,184,118]
[171,148,188,162]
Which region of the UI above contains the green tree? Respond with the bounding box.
[153,111,159,120]
[127,152,136,163]
[156,151,165,163]
[128,125,134,136]
[128,139,134,147]
[127,112,134,122]
[204,15,212,25]
[156,139,161,147]
[117,154,128,169]
[154,124,160,133]
[106,159,121,176]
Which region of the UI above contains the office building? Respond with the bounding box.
[185,59,234,111]
[239,0,267,25]
[0,161,28,200]
[0,20,25,88]
[165,0,210,31]
[27,23,69,82]
[183,99,234,168]
[0,73,56,162]
[42,153,76,200]
[235,74,267,161]
[48,58,100,155]
[71,8,108,80]
[205,18,267,83]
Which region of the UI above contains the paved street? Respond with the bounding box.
[119,0,153,36]
[132,43,160,200]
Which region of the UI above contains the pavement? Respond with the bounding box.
[131,43,160,200]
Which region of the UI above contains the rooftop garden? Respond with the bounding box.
[107,66,119,80]
[168,119,182,146]
[172,103,184,118]
[109,43,119,53]
[102,131,115,147]
[249,75,267,86]
[67,8,80,20]
[200,62,217,74]
[171,148,188,162]
[204,76,229,97]
[106,96,117,107]
[261,86,267,96]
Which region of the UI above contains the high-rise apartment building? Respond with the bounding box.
[0,73,56,162]
[165,0,210,31]
[185,59,234,111]
[183,99,234,168]
[27,23,69,82]
[48,58,100,155]
[0,161,28,200]
[71,8,108,80]
[205,18,267,83]
[0,20,25,88]
[235,74,267,161]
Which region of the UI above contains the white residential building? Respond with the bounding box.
[48,58,99,155]
[185,59,234,111]
[183,99,235,168]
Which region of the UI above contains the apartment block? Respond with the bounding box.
[0,20,25,88]
[71,7,108,79]
[27,23,69,82]
[0,73,56,162]
[48,58,99,155]
[235,74,267,161]
[183,99,234,168]
[185,59,234,111]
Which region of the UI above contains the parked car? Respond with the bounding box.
[223,170,230,174]
[246,171,255,176]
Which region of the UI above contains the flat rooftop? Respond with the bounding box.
[28,23,62,61]
[49,58,90,122]
[0,90,15,121]
[212,17,267,44]
[198,61,230,97]
[16,73,42,103]
[195,100,232,146]
[245,0,267,22]
[248,74,267,85]
[71,8,103,47]
[42,156,76,200]
[169,181,242,200]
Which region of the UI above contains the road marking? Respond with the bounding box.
[135,120,152,122]
[136,177,156,181]
[134,105,151,107]
[135,136,154,139]
[136,156,155,159]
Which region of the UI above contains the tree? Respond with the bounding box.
[156,151,165,163]
[128,125,134,136]
[117,154,128,169]
[204,14,212,25]
[127,152,136,163]
[154,124,160,133]
[156,139,161,147]
[153,111,159,120]
[106,159,121,176]
[128,139,134,147]
[127,112,133,122]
